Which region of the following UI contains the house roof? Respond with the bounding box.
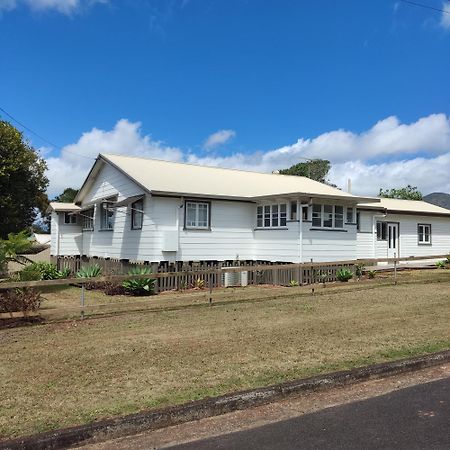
[75,153,379,204]
[47,202,81,213]
[358,197,450,216]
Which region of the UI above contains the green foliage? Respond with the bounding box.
[76,264,102,278]
[379,185,422,200]
[355,263,365,278]
[336,268,353,282]
[435,260,446,269]
[0,121,49,238]
[192,277,205,290]
[0,231,33,275]
[279,159,332,184]
[122,266,155,296]
[288,279,299,287]
[0,288,42,316]
[19,262,71,281]
[53,187,79,203]
[367,270,376,279]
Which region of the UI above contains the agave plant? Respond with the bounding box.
[336,268,353,282]
[122,266,155,296]
[76,264,102,278]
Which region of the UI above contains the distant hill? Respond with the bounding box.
[423,192,450,210]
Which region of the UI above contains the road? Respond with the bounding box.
[168,378,450,450]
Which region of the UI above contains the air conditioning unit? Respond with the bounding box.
[223,269,248,287]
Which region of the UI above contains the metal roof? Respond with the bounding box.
[358,197,450,216]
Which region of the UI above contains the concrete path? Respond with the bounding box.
[169,378,450,450]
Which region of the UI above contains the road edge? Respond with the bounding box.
[1,349,449,450]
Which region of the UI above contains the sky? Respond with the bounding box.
[0,0,449,197]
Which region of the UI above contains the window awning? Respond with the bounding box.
[111,195,144,208]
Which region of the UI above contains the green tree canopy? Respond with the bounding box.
[379,185,423,201]
[0,121,49,239]
[53,187,78,203]
[279,159,332,184]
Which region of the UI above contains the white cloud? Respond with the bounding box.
[440,1,450,29]
[203,129,236,150]
[46,119,183,196]
[0,0,107,15]
[46,114,450,198]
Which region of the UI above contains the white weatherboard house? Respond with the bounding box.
[48,154,450,264]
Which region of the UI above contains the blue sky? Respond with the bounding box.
[1,0,449,196]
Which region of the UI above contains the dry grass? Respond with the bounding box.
[0,269,449,439]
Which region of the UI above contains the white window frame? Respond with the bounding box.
[100,201,115,231]
[82,208,94,231]
[256,203,287,228]
[131,199,144,230]
[418,223,431,245]
[185,201,210,230]
[311,204,345,229]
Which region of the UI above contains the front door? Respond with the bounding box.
[387,223,399,258]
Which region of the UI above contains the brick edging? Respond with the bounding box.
[1,349,449,450]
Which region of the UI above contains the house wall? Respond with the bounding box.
[50,211,83,256]
[356,210,450,259]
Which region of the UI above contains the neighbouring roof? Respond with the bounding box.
[75,153,379,204]
[29,233,51,245]
[358,197,450,216]
[47,202,81,213]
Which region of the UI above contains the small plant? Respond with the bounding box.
[76,264,102,278]
[288,279,299,287]
[122,266,155,296]
[19,262,70,281]
[0,288,42,317]
[192,277,205,290]
[435,260,446,269]
[59,266,72,278]
[318,271,328,286]
[367,270,376,279]
[355,263,365,279]
[446,257,450,265]
[336,268,353,282]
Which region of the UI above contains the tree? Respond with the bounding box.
[0,231,33,276]
[279,159,332,184]
[0,121,49,239]
[53,187,78,203]
[379,185,422,201]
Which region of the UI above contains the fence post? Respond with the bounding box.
[208,273,213,305]
[394,252,397,285]
[80,283,85,320]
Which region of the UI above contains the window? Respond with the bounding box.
[185,201,210,229]
[335,206,344,228]
[82,208,94,231]
[100,202,115,230]
[302,205,309,221]
[418,224,431,244]
[346,207,354,223]
[377,221,387,240]
[64,212,77,224]
[312,204,322,227]
[290,201,297,220]
[131,199,144,230]
[256,203,287,228]
[311,204,345,229]
[257,206,263,227]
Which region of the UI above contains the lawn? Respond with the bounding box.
[0,269,449,439]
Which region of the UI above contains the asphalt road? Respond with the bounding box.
[168,378,450,450]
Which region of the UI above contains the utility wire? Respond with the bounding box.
[0,106,95,160]
[399,0,450,15]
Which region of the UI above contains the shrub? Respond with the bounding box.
[76,264,102,278]
[336,268,353,282]
[19,262,69,281]
[355,263,365,278]
[435,260,446,269]
[367,270,376,279]
[122,266,155,296]
[288,279,299,287]
[192,277,205,290]
[0,288,42,316]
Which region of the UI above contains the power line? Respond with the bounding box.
[0,106,94,160]
[399,0,450,15]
